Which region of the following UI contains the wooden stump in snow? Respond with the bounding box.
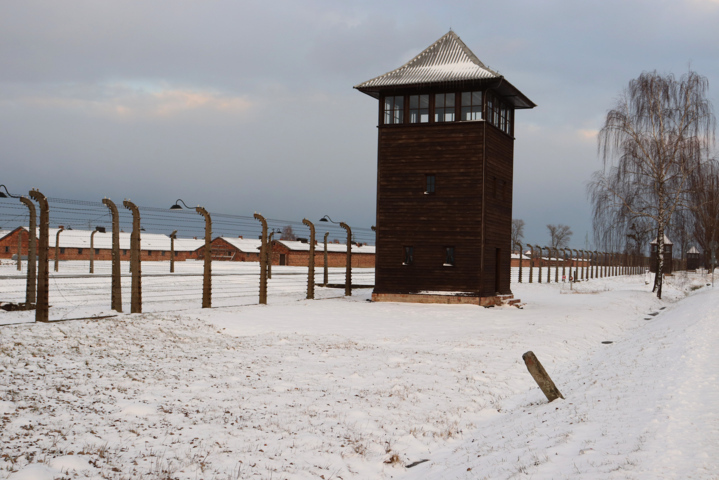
[522,351,564,402]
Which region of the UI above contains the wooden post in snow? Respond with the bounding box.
[522,351,564,402]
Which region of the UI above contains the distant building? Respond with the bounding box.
[207,237,375,267]
[0,227,202,261]
[355,31,535,305]
[686,246,702,271]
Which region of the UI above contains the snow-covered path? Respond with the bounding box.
[409,283,719,479]
[1,273,717,479]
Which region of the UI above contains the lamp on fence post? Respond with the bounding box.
[123,200,142,314]
[170,230,177,273]
[302,219,316,300]
[29,189,49,322]
[323,232,329,286]
[254,213,268,305]
[19,197,37,307]
[102,198,122,312]
[320,215,352,296]
[515,242,523,283]
[528,245,534,283]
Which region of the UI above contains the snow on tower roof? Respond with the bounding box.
[650,235,673,245]
[354,30,535,109]
[687,246,700,254]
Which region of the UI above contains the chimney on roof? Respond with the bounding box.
[238,235,243,239]
[193,236,197,240]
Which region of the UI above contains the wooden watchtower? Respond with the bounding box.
[355,31,535,305]
[650,235,673,274]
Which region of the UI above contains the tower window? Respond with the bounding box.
[461,91,483,121]
[434,93,455,122]
[444,247,455,266]
[403,246,414,265]
[78,248,83,254]
[409,95,429,123]
[384,95,404,125]
[425,174,436,194]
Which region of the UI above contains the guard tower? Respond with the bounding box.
[686,246,701,271]
[355,31,535,305]
[650,235,674,274]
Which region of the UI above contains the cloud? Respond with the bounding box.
[12,83,254,120]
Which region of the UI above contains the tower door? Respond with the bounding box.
[495,248,501,293]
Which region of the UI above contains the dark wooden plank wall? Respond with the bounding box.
[480,123,514,296]
[375,122,485,294]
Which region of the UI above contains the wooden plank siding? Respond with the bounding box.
[481,123,514,296]
[374,119,515,297]
[375,122,485,294]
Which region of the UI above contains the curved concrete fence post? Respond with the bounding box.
[20,196,37,306]
[515,242,523,283]
[323,232,329,286]
[54,227,64,272]
[102,198,122,312]
[340,222,352,296]
[196,206,212,308]
[528,245,534,283]
[170,230,177,273]
[254,213,268,305]
[29,189,49,322]
[302,218,316,300]
[123,200,142,314]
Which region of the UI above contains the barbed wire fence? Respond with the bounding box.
[1,190,375,321]
[2,190,686,322]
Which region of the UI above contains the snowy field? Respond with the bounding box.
[0,260,371,323]
[1,267,718,479]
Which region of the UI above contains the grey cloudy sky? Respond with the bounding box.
[2,0,719,246]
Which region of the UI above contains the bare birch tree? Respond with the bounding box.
[588,70,715,298]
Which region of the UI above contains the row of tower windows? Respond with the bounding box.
[383,91,513,134]
[403,246,455,266]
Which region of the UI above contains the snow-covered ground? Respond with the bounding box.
[1,268,717,479]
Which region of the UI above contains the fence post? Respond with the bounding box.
[20,197,37,307]
[323,232,329,286]
[102,198,122,312]
[54,226,64,272]
[340,222,352,296]
[533,245,542,283]
[16,231,22,271]
[170,230,177,273]
[254,213,268,305]
[267,231,274,280]
[528,245,534,283]
[544,247,551,283]
[29,189,49,322]
[196,207,212,308]
[123,200,142,313]
[303,218,316,300]
[515,242,523,283]
[90,229,97,274]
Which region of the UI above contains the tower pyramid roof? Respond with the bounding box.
[354,30,535,109]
